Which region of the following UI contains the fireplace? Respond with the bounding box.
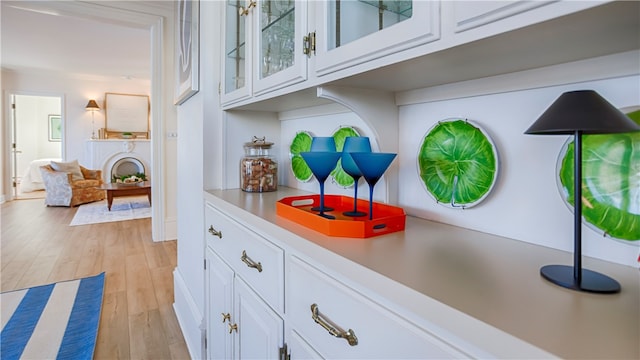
[85,140,151,183]
[111,157,145,181]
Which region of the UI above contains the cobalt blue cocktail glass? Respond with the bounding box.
[350,152,397,220]
[309,137,337,212]
[300,151,342,219]
[341,137,372,217]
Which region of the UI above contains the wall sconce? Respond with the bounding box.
[525,90,640,293]
[85,99,100,139]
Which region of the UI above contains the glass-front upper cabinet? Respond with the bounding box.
[254,0,308,95]
[222,0,308,105]
[314,0,440,76]
[223,0,252,104]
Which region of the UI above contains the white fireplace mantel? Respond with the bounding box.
[85,139,151,183]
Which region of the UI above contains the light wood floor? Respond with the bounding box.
[1,198,190,359]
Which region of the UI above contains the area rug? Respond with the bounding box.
[70,195,151,226]
[0,272,105,360]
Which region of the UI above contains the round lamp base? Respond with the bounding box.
[540,265,621,294]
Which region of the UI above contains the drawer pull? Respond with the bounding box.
[208,225,222,238]
[241,250,263,272]
[221,313,231,323]
[228,322,238,334]
[310,303,358,346]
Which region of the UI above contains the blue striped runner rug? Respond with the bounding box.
[1,272,105,360]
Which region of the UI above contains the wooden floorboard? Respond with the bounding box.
[0,198,190,359]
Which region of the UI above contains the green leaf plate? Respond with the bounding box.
[557,107,640,241]
[417,119,498,209]
[289,131,313,182]
[330,126,360,188]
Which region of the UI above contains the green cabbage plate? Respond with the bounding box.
[330,126,360,188]
[417,119,498,209]
[289,131,313,182]
[557,108,640,241]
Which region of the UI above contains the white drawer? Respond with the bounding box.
[287,255,466,359]
[205,202,285,313]
[205,202,240,262]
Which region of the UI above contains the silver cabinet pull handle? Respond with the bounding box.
[241,250,262,272]
[208,225,222,238]
[310,303,358,346]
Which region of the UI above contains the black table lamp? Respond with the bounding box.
[525,90,640,293]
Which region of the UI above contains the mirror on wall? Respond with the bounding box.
[104,92,150,139]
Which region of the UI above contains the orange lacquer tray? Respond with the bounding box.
[276,195,405,238]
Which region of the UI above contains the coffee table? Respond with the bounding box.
[99,181,151,211]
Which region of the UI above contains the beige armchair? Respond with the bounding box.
[40,165,105,207]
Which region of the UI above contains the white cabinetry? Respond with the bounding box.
[203,194,518,359]
[222,0,308,105]
[313,1,439,76]
[287,255,467,359]
[205,202,285,359]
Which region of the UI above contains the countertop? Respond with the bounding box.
[204,187,639,359]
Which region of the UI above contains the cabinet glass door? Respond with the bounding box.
[253,0,307,95]
[223,0,251,103]
[259,0,295,79]
[314,0,439,76]
[327,0,413,49]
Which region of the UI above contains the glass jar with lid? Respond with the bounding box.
[240,136,278,192]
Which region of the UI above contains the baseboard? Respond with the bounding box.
[173,268,204,359]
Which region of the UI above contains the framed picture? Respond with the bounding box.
[48,114,62,141]
[174,0,199,105]
[104,92,150,138]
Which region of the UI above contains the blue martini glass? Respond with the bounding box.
[350,152,397,220]
[300,151,342,219]
[310,137,336,152]
[309,137,337,212]
[341,137,372,217]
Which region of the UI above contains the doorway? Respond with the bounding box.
[10,93,63,200]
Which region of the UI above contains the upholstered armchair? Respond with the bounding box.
[40,164,105,207]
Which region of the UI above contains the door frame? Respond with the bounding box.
[5,91,66,201]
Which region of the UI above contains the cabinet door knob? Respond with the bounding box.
[228,322,238,334]
[221,313,231,323]
[208,225,222,238]
[241,250,263,272]
[310,303,358,346]
[238,0,256,16]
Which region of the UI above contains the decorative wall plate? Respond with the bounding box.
[417,119,498,209]
[556,106,640,242]
[289,131,313,182]
[330,126,360,188]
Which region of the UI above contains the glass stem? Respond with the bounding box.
[319,181,325,216]
[352,177,358,213]
[368,183,374,220]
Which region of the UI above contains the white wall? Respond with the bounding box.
[3,70,150,167]
[173,1,221,357]
[397,74,639,268]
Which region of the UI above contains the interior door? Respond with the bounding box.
[10,93,63,199]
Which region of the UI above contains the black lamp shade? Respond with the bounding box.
[525,90,640,135]
[85,99,100,111]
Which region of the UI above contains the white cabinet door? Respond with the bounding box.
[253,0,308,95]
[235,277,284,360]
[288,330,323,360]
[206,248,235,360]
[222,0,253,105]
[449,0,553,33]
[313,0,440,76]
[223,0,308,105]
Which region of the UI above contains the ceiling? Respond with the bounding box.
[0,1,167,81]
